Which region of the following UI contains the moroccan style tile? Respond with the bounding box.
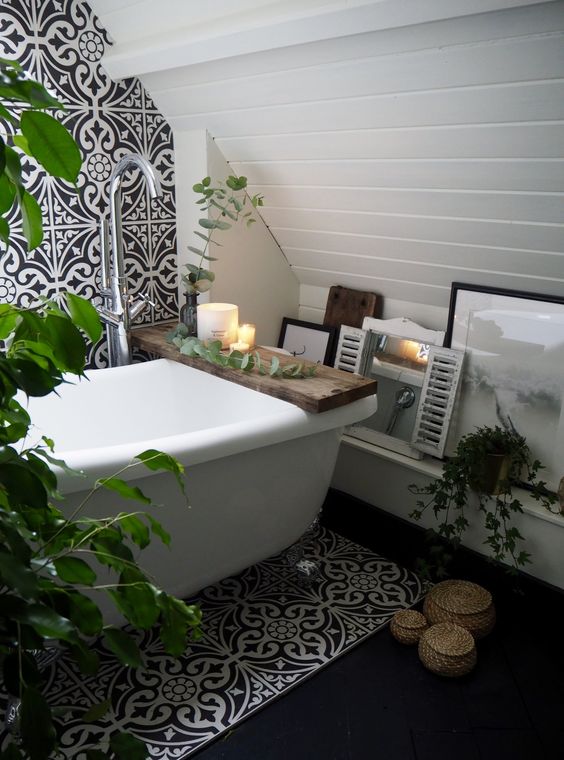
[0,0,177,367]
[5,528,425,759]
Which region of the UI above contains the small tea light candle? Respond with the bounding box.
[238,323,256,348]
[229,341,250,352]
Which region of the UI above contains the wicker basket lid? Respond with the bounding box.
[422,622,475,657]
[392,610,427,630]
[426,579,492,615]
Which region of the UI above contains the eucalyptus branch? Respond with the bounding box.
[181,174,263,295]
[166,327,317,379]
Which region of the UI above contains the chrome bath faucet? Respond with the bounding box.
[97,153,162,367]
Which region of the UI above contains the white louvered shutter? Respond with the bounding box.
[411,346,464,458]
[333,325,366,374]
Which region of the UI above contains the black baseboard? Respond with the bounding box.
[321,487,563,617]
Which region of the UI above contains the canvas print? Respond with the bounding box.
[446,284,564,491]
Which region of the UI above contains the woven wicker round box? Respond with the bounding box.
[418,622,477,677]
[390,610,428,645]
[423,579,495,639]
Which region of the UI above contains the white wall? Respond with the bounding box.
[173,129,208,307]
[92,0,564,325]
[205,135,299,346]
[333,439,564,589]
[174,131,299,346]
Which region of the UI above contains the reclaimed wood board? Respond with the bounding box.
[323,285,382,329]
[131,323,377,414]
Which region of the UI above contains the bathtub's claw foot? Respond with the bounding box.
[294,558,321,587]
[302,514,321,548]
[284,542,305,567]
[284,511,323,586]
[5,696,21,737]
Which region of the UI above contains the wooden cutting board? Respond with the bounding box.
[323,285,382,329]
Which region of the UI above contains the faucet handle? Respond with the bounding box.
[137,292,157,309]
[128,292,156,322]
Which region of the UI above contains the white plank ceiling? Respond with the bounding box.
[91,0,564,315]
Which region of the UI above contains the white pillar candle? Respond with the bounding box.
[238,323,256,348]
[197,303,239,348]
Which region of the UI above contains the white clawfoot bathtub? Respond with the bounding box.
[25,359,377,603]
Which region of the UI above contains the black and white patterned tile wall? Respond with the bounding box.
[0,0,177,367]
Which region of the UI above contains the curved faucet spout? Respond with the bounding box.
[109,154,162,287]
[100,153,163,367]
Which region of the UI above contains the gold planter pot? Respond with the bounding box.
[470,453,512,495]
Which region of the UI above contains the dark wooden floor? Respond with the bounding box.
[196,490,564,760]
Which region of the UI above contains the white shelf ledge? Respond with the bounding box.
[341,433,564,529]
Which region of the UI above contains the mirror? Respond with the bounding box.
[338,323,464,460]
[347,332,429,458]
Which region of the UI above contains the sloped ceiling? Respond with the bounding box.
[90,0,564,312]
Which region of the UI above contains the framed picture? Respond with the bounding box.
[278,318,337,365]
[445,282,564,491]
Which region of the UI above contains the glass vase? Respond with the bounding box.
[180,292,198,337]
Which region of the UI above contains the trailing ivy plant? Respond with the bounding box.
[408,424,557,579]
[1,60,201,759]
[181,175,263,295]
[166,324,317,379]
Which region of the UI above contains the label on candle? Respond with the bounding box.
[197,303,239,348]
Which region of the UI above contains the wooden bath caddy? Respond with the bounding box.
[131,323,377,414]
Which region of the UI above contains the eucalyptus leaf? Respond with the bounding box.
[198,218,217,229]
[195,278,212,293]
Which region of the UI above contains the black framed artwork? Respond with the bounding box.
[445,281,564,490]
[277,318,337,365]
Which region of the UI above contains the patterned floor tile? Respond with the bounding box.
[1,528,424,758]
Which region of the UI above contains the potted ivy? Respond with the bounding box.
[409,424,557,576]
[179,175,263,335]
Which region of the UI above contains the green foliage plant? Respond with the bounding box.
[0,58,82,250]
[1,61,201,759]
[166,324,317,379]
[1,298,202,760]
[408,425,557,579]
[182,175,263,295]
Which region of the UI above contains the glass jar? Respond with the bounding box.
[180,292,198,337]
